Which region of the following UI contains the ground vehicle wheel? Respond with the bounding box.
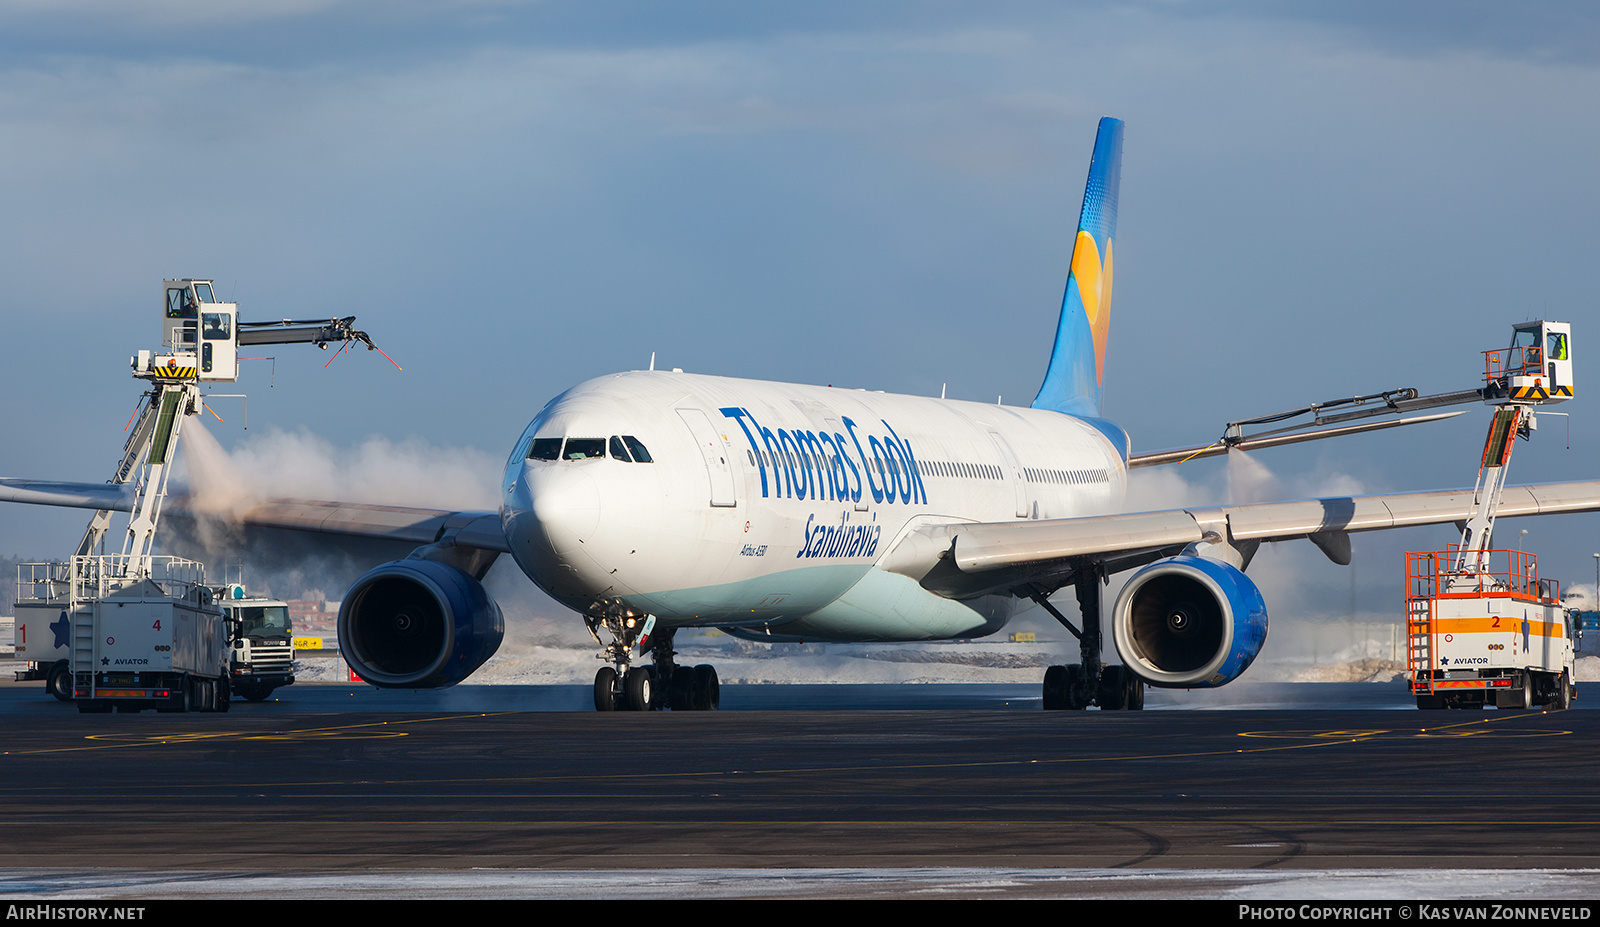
[215,676,230,714]
[1518,672,1534,710]
[1042,664,1067,710]
[594,666,618,711]
[1097,665,1128,710]
[240,684,272,702]
[1555,670,1572,711]
[1416,693,1445,710]
[157,677,192,713]
[691,664,720,711]
[77,700,113,714]
[46,662,72,702]
[625,667,653,711]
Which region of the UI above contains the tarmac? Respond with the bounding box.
[2,680,1599,898]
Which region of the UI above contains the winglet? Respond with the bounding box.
[1031,116,1123,417]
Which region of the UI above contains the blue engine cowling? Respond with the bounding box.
[337,559,504,688]
[1110,555,1267,688]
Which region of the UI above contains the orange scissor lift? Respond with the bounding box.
[1406,322,1577,710]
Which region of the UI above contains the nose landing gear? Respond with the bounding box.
[587,605,719,712]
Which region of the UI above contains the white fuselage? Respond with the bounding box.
[500,370,1128,642]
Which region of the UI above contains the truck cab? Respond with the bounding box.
[220,588,296,701]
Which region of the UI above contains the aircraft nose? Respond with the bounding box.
[503,463,603,593]
[526,465,601,548]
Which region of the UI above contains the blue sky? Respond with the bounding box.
[3,2,1599,619]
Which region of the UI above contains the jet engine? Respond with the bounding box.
[337,559,504,688]
[1110,555,1267,688]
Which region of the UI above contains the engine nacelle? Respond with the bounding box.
[1111,555,1267,688]
[337,559,504,688]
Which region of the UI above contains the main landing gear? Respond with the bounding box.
[1033,561,1145,711]
[587,608,719,712]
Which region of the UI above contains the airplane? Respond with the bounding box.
[7,117,1600,712]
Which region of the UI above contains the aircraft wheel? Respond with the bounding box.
[1062,664,1088,710]
[46,662,72,702]
[594,667,618,712]
[670,666,695,710]
[691,664,720,711]
[1042,665,1067,710]
[1097,665,1128,710]
[625,667,653,711]
[1125,670,1145,711]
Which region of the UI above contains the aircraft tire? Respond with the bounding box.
[594,667,618,711]
[1125,670,1145,711]
[670,666,695,710]
[1042,665,1067,710]
[1097,665,1128,710]
[1063,664,1088,710]
[625,667,653,711]
[691,664,719,711]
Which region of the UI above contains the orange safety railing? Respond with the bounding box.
[1404,548,1559,694]
[1405,547,1558,603]
[1484,345,1544,383]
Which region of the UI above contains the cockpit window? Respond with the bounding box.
[527,438,562,461]
[623,436,653,463]
[564,438,605,460]
[609,436,632,462]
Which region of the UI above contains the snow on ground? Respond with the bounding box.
[292,632,1422,687]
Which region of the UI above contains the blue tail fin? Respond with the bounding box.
[1031,117,1123,417]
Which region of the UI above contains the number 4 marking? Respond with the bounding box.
[152,619,162,631]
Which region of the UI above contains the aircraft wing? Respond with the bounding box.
[0,478,133,510]
[0,478,509,554]
[904,479,1600,596]
[205,498,510,553]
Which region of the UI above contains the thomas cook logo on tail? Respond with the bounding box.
[1072,230,1114,385]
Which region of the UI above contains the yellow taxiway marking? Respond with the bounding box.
[1238,710,1571,741]
[0,710,1576,793]
[0,713,505,757]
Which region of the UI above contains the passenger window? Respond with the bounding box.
[564,438,605,460]
[623,436,653,463]
[527,438,562,461]
[609,436,633,462]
